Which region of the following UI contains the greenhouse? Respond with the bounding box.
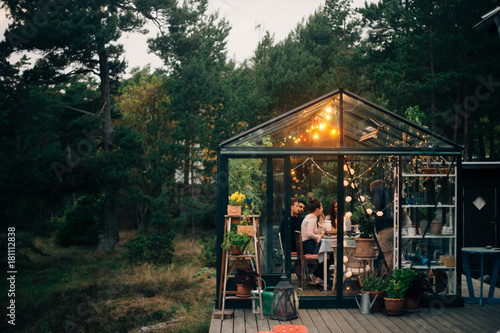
[216,89,463,309]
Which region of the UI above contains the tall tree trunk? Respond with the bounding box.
[96,46,119,253]
[190,139,195,241]
[429,9,436,130]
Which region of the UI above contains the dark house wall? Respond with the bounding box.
[462,162,500,277]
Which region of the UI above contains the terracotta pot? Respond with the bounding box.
[384,297,404,316]
[237,225,254,237]
[227,205,241,216]
[236,284,251,297]
[355,238,376,258]
[363,290,385,312]
[430,221,442,235]
[404,296,420,312]
[229,245,243,255]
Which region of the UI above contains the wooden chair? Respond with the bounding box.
[294,231,320,290]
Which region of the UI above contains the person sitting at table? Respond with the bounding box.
[325,199,352,233]
[301,198,334,285]
[279,198,304,253]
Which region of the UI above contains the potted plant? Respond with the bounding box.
[221,230,251,255]
[237,215,255,236]
[355,208,376,258]
[385,268,418,315]
[228,191,245,216]
[234,268,259,297]
[404,269,432,311]
[359,270,389,312]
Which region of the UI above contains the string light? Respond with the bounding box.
[376,211,384,217]
[345,196,352,202]
[366,208,373,215]
[343,180,349,186]
[359,196,365,202]
[345,211,352,218]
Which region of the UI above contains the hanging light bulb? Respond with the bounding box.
[313,132,319,139]
[291,170,295,175]
[319,123,326,130]
[331,129,336,135]
[366,208,373,215]
[343,256,349,263]
[345,196,352,202]
[359,195,365,202]
[345,271,352,278]
[351,182,356,189]
[343,165,348,172]
[343,180,349,187]
[376,211,384,217]
[345,211,352,218]
[326,106,332,113]
[326,114,331,120]
[349,168,355,175]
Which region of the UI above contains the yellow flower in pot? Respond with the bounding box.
[228,191,246,216]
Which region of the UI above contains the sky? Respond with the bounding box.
[1,0,375,76]
[123,0,372,73]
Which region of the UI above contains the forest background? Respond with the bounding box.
[1,0,499,332]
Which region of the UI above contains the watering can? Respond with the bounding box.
[355,292,377,314]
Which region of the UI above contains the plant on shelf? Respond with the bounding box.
[404,269,432,311]
[227,191,246,215]
[221,230,251,255]
[359,270,389,312]
[354,206,376,258]
[234,267,259,297]
[385,268,418,315]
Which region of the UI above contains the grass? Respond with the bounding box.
[3,231,216,333]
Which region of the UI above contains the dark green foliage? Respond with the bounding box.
[234,268,259,288]
[56,195,103,247]
[405,269,433,300]
[126,233,176,265]
[199,235,217,267]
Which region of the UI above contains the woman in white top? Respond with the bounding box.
[324,199,351,233]
[301,198,334,284]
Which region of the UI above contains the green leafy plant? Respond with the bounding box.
[386,269,418,299]
[360,270,389,292]
[234,268,259,288]
[221,230,251,251]
[126,232,175,265]
[405,269,432,300]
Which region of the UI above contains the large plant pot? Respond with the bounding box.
[384,297,404,316]
[404,296,420,312]
[236,284,251,297]
[363,290,385,312]
[237,225,254,237]
[355,238,376,258]
[227,205,242,216]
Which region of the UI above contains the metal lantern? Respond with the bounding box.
[269,275,298,321]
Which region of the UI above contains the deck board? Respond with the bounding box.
[211,276,500,333]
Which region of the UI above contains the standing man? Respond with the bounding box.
[370,179,394,271]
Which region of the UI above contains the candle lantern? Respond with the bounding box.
[269,276,298,321]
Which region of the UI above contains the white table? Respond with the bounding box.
[318,237,337,291]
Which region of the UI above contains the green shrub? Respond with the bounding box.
[56,195,102,247]
[127,232,175,265]
[199,235,217,267]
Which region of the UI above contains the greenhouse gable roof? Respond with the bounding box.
[220,89,462,154]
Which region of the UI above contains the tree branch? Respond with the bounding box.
[63,105,95,116]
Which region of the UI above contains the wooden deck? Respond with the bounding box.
[209,276,500,333]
